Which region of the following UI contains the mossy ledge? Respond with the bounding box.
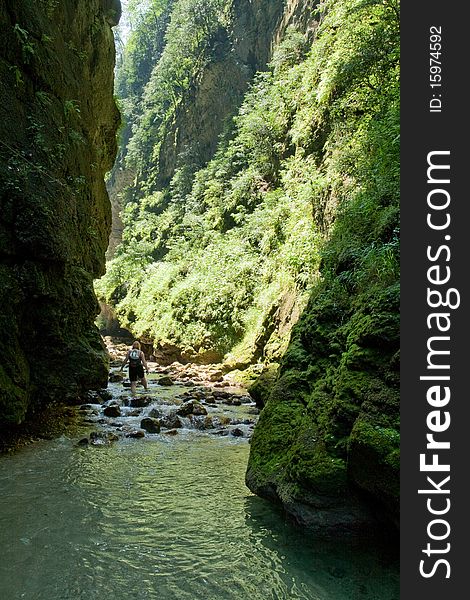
[0,0,120,433]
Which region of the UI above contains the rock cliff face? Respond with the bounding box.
[243,0,400,534]
[0,0,120,426]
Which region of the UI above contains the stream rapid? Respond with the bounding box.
[0,370,399,600]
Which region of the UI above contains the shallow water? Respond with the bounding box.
[0,382,399,600]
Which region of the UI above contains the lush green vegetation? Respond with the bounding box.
[246,0,400,525]
[97,0,399,381]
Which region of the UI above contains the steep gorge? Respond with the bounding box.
[0,0,400,535]
[101,0,400,531]
[0,0,120,427]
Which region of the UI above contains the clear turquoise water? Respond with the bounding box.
[0,429,399,599]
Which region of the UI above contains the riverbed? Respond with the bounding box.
[0,376,399,600]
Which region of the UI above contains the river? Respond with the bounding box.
[0,377,399,600]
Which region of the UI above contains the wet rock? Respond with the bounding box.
[156,376,174,386]
[213,381,230,388]
[230,428,244,437]
[190,415,214,430]
[140,417,161,434]
[77,437,89,446]
[148,408,162,419]
[212,390,230,400]
[164,429,178,436]
[127,408,142,417]
[177,400,207,417]
[84,391,100,402]
[192,403,208,416]
[98,389,113,402]
[161,412,182,429]
[109,372,125,383]
[125,430,145,439]
[208,370,223,382]
[103,405,121,418]
[213,415,231,427]
[130,396,152,408]
[212,429,229,436]
[247,407,260,415]
[89,431,119,445]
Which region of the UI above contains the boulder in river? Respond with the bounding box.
[125,430,145,439]
[127,408,143,416]
[160,412,182,429]
[208,370,223,382]
[190,415,214,430]
[109,372,125,383]
[103,405,121,418]
[130,395,152,408]
[98,389,113,402]
[156,376,174,386]
[176,400,207,417]
[89,431,119,445]
[140,417,161,434]
[230,428,244,437]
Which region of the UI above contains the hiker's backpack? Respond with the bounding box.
[129,348,141,367]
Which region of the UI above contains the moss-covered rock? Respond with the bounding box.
[0,0,120,428]
[246,0,400,530]
[247,276,400,532]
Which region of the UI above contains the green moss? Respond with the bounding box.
[0,0,119,426]
[348,419,400,507]
[0,365,29,425]
[247,362,279,408]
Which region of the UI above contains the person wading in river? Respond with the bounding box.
[120,341,149,397]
